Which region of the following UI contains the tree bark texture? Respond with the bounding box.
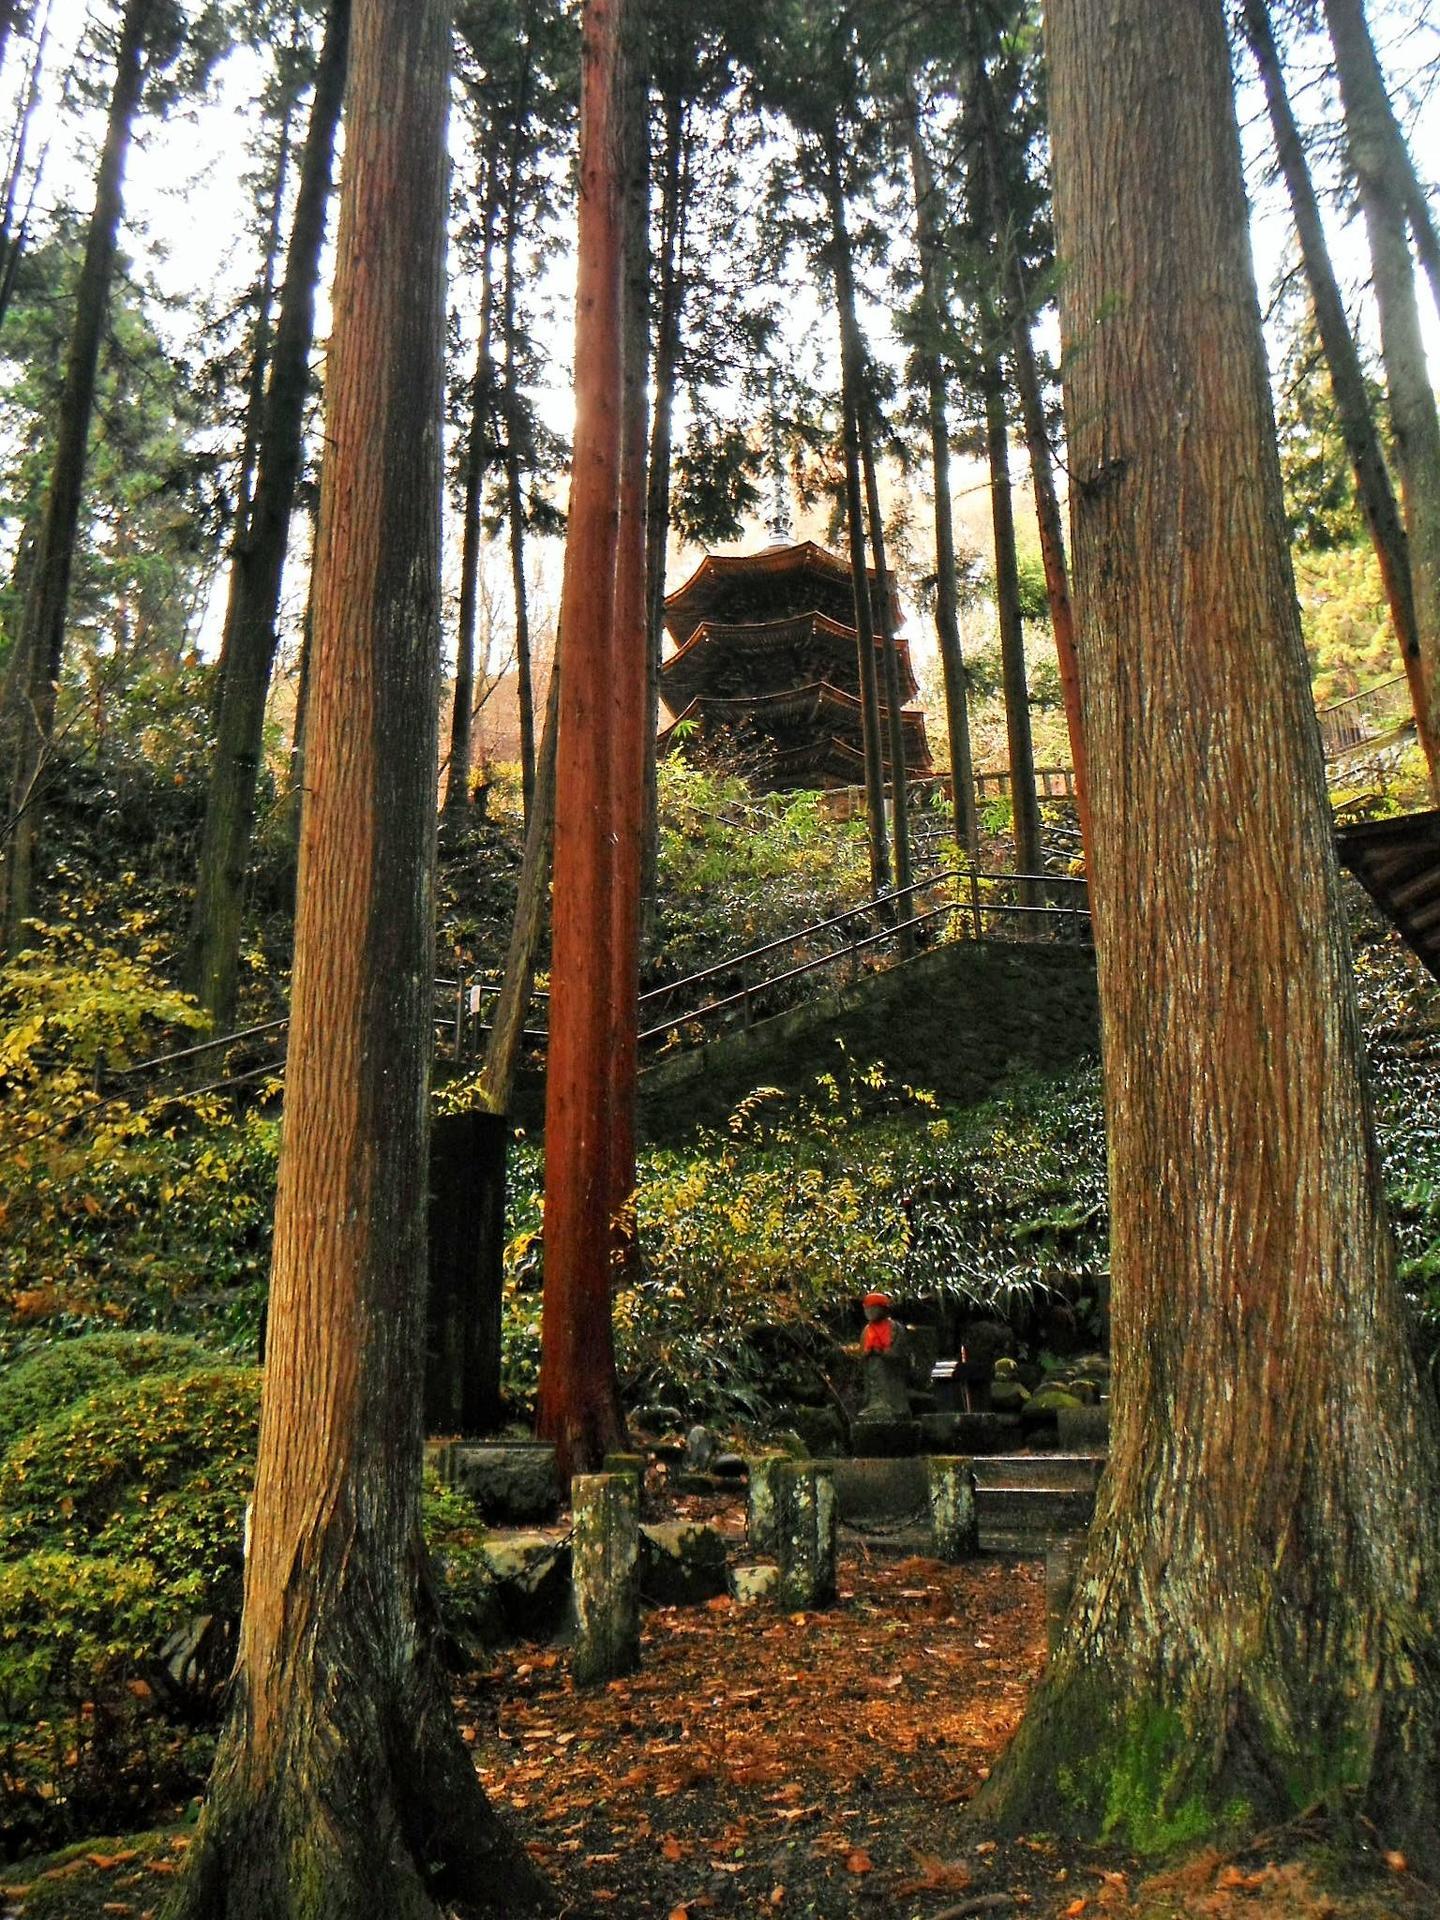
[977,0,1440,1861]
[443,135,502,815]
[903,85,979,860]
[823,127,890,899]
[1323,0,1440,783]
[162,3,549,1913]
[185,0,349,1027]
[1241,0,1434,780]
[537,0,636,1480]
[1,0,152,956]
[982,354,1044,897]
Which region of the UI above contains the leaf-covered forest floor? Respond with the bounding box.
[5,1535,1438,1920]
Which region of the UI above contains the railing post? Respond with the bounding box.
[453,973,467,1062]
[970,868,982,940]
[742,982,753,1029]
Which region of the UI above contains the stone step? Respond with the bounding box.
[971,1453,1104,1495]
[975,1484,1095,1553]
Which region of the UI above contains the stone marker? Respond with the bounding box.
[928,1456,979,1560]
[728,1563,780,1605]
[747,1451,790,1556]
[773,1460,837,1609]
[571,1473,640,1686]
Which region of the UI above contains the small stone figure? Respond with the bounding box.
[859,1292,912,1418]
[682,1423,716,1473]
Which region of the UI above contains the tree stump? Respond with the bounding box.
[928,1455,979,1559]
[774,1461,837,1609]
[571,1472,640,1686]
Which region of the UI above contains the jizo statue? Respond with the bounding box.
[859,1291,911,1418]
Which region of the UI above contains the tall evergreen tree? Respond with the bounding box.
[978,0,1440,1857]
[163,1,549,1909]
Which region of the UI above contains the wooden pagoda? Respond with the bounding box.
[657,541,932,792]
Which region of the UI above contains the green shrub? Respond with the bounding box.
[0,1368,260,1603]
[0,1331,213,1454]
[0,1551,210,1857]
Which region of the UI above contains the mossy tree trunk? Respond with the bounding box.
[976,0,1440,1865]
[161,3,550,1914]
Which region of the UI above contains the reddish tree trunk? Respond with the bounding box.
[977,0,1440,1861]
[537,0,636,1480]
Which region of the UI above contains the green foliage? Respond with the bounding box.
[0,1368,260,1601]
[652,758,872,981]
[0,1330,211,1452]
[0,929,279,1335]
[1294,543,1395,704]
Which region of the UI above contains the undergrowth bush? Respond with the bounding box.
[0,1329,212,1451]
[0,927,278,1345]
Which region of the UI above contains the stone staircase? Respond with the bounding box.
[971,1453,1103,1553]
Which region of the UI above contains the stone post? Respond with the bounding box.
[1045,1539,1083,1655]
[774,1460,837,1609]
[571,1472,640,1686]
[746,1451,790,1557]
[928,1455,979,1559]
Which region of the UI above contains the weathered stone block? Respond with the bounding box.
[830,1456,928,1525]
[728,1562,779,1605]
[640,1519,729,1605]
[1056,1403,1110,1450]
[451,1442,560,1524]
[572,1473,640,1686]
[773,1460,837,1610]
[480,1532,572,1636]
[747,1451,790,1556]
[1045,1539,1083,1653]
[928,1456,979,1560]
[851,1414,921,1458]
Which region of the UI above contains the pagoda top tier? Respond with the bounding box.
[663,540,901,647]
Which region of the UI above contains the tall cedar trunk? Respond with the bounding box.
[477,654,559,1114]
[185,0,348,1027]
[442,136,501,815]
[641,85,689,939]
[975,71,1093,855]
[903,84,979,859]
[859,407,913,935]
[976,0,1440,1859]
[536,0,634,1480]
[1323,0,1440,775]
[161,4,550,1915]
[608,15,648,1284]
[501,19,537,820]
[983,353,1044,898]
[0,0,152,956]
[216,1,304,702]
[823,128,889,897]
[1241,0,1434,779]
[1320,0,1440,320]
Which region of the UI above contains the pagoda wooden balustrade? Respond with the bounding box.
[1316,673,1413,761]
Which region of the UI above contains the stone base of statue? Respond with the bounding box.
[851,1413,921,1458]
